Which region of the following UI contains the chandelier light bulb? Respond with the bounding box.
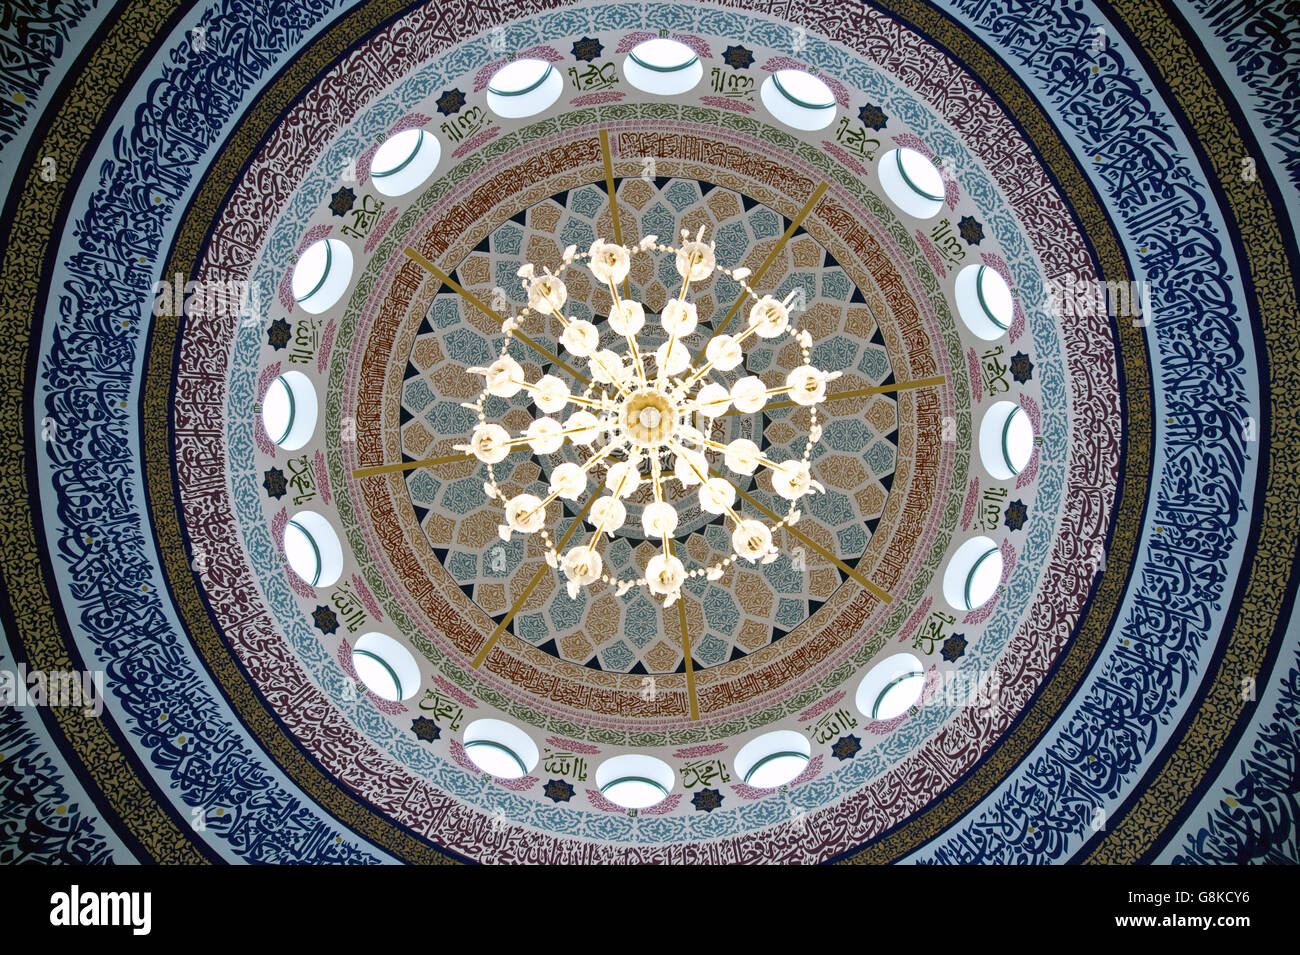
[465,229,831,604]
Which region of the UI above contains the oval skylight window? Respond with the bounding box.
[760,69,837,131]
[283,510,344,588]
[878,147,945,219]
[463,718,540,779]
[734,730,811,789]
[955,264,1013,340]
[369,128,441,197]
[260,370,318,451]
[596,753,675,809]
[352,632,421,702]
[855,652,926,720]
[980,400,1035,480]
[485,58,564,119]
[624,38,703,96]
[291,237,354,315]
[942,535,1003,611]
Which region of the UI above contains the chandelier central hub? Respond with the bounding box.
[622,388,678,448]
[460,229,838,606]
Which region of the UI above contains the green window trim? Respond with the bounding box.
[268,377,295,445]
[872,671,923,719]
[743,750,809,785]
[286,519,323,586]
[628,49,698,73]
[295,239,331,303]
[353,648,402,700]
[464,739,528,776]
[896,149,945,203]
[1001,407,1025,475]
[964,546,1001,609]
[371,130,425,179]
[488,63,554,97]
[976,266,1011,329]
[771,72,835,111]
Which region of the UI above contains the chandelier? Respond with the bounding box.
[458,230,837,606]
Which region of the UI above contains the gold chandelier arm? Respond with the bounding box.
[605,278,648,387]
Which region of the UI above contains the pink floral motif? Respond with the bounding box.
[999,538,1016,586]
[351,573,384,622]
[256,362,281,402]
[944,176,959,210]
[473,47,562,90]
[967,347,983,403]
[919,665,942,705]
[314,449,331,504]
[366,690,406,716]
[585,788,626,812]
[433,676,477,709]
[864,712,909,734]
[270,507,288,547]
[789,754,824,787]
[980,252,1012,279]
[916,230,946,278]
[892,132,933,158]
[641,793,683,815]
[819,74,850,108]
[760,55,806,73]
[898,596,932,644]
[615,32,658,54]
[315,318,338,373]
[960,478,980,531]
[962,597,998,626]
[451,126,501,159]
[700,95,753,114]
[1016,447,1040,489]
[388,112,431,136]
[729,781,773,801]
[277,268,295,312]
[493,775,537,792]
[337,640,358,681]
[255,427,277,458]
[295,223,332,254]
[1008,302,1026,343]
[669,34,711,61]
[355,142,379,186]
[671,742,728,759]
[544,735,600,755]
[286,566,316,599]
[1018,393,1042,432]
[570,91,625,108]
[822,142,867,175]
[797,690,846,723]
[448,738,479,773]
[363,208,399,254]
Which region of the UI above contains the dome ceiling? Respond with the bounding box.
[2,0,1297,866]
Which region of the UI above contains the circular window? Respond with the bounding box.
[980,401,1035,480]
[260,370,319,451]
[369,128,441,197]
[734,730,811,788]
[759,69,837,131]
[463,718,540,779]
[283,510,344,588]
[352,632,421,702]
[878,147,945,219]
[485,58,564,118]
[291,237,354,315]
[855,652,926,720]
[623,38,703,96]
[596,754,675,809]
[955,264,1013,340]
[942,535,1003,611]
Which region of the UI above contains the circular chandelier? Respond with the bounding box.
[458,230,838,606]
